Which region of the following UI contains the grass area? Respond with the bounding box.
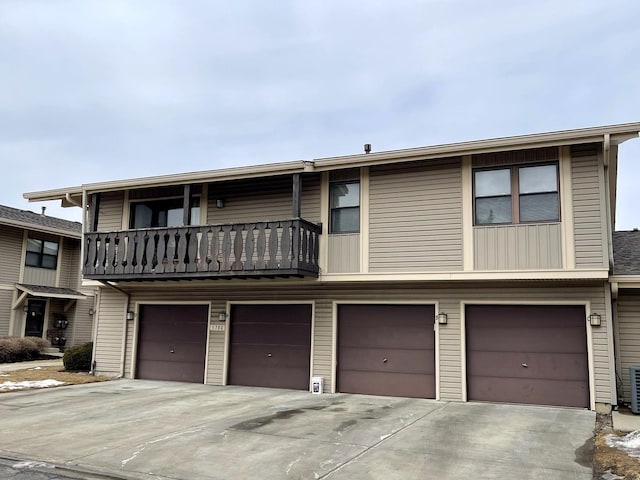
[0,365,110,392]
[595,427,640,479]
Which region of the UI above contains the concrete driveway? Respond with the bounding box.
[0,380,594,480]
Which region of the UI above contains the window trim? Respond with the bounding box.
[25,237,59,270]
[329,180,360,234]
[473,162,560,226]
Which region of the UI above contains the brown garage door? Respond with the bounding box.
[136,304,209,383]
[466,305,589,408]
[228,304,311,390]
[338,304,435,398]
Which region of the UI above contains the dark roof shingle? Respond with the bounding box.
[0,204,81,235]
[613,230,640,275]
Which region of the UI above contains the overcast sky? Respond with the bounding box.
[1,1,639,228]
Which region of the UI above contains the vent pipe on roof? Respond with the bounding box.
[41,206,46,216]
[364,143,371,154]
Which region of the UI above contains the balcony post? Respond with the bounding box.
[183,184,191,226]
[292,173,301,218]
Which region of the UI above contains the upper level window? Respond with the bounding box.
[130,197,201,229]
[330,181,360,233]
[25,238,59,269]
[474,163,559,225]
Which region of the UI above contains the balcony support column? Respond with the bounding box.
[183,184,191,226]
[292,173,301,218]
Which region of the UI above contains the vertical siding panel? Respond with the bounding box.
[0,226,23,284]
[572,148,606,268]
[616,294,640,402]
[97,192,125,231]
[0,290,13,335]
[369,159,463,271]
[94,288,127,376]
[22,267,56,287]
[327,235,360,273]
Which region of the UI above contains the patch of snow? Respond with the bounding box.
[13,461,54,469]
[606,430,640,458]
[379,433,391,441]
[601,470,625,480]
[0,379,65,391]
[0,374,8,377]
[29,366,42,370]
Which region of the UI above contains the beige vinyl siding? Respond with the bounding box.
[207,175,321,225]
[94,288,127,376]
[616,293,640,403]
[571,146,606,268]
[58,238,81,289]
[97,191,125,231]
[0,289,13,335]
[22,267,56,287]
[105,280,612,405]
[474,223,562,270]
[369,158,463,272]
[0,225,24,284]
[70,292,95,346]
[327,234,359,273]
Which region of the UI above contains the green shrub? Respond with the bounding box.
[0,336,51,363]
[63,342,93,371]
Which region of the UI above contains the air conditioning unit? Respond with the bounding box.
[630,366,640,414]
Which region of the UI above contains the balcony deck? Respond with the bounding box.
[83,219,321,281]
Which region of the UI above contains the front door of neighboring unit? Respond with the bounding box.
[228,304,312,390]
[25,300,46,338]
[337,304,436,398]
[465,305,589,408]
[136,304,209,383]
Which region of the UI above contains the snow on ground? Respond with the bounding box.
[606,431,640,458]
[0,379,66,391]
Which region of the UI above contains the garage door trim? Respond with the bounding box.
[333,300,440,398]
[461,300,595,410]
[223,300,315,388]
[132,301,212,382]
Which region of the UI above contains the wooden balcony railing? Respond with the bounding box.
[83,219,321,281]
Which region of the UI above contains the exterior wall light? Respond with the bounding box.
[88,308,95,316]
[216,199,225,209]
[588,313,602,326]
[23,305,29,313]
[218,312,227,322]
[126,311,135,321]
[436,312,448,324]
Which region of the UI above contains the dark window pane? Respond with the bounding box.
[43,241,58,256]
[330,182,360,208]
[519,165,557,194]
[331,207,360,233]
[25,251,40,267]
[475,169,511,197]
[520,193,559,222]
[475,196,512,224]
[41,254,57,269]
[133,204,153,228]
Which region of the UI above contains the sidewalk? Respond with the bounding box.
[613,409,640,432]
[0,359,63,373]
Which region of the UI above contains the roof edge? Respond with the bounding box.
[0,218,82,238]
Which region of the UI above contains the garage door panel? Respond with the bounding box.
[465,305,589,408]
[467,351,589,381]
[339,370,435,398]
[136,305,208,383]
[228,304,312,390]
[339,347,434,375]
[466,327,588,353]
[467,376,589,408]
[338,304,435,398]
[231,323,311,345]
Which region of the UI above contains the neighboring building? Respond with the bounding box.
[0,205,95,350]
[611,230,640,404]
[24,122,640,411]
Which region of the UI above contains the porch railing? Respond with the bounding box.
[83,219,321,280]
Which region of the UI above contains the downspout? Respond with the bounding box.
[603,134,615,271]
[99,281,131,378]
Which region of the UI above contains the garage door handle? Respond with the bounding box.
[521,363,528,368]
[383,358,388,363]
[170,349,175,354]
[267,353,272,357]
